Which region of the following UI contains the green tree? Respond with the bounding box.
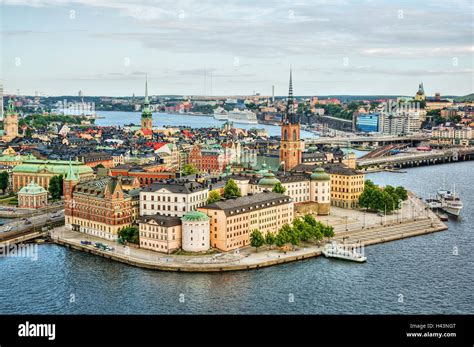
[321,225,335,240]
[272,182,286,194]
[395,186,408,201]
[223,179,241,199]
[0,171,9,194]
[207,190,222,204]
[275,231,287,248]
[118,226,140,244]
[48,175,63,200]
[250,229,265,251]
[264,232,275,248]
[182,164,198,176]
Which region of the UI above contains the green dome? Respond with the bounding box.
[18,181,47,195]
[258,172,280,186]
[310,167,330,181]
[181,211,210,222]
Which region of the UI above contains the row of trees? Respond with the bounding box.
[250,215,334,252]
[0,171,9,194]
[358,180,408,213]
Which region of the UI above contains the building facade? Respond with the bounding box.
[64,166,139,241]
[138,215,182,254]
[356,113,379,132]
[140,180,209,217]
[199,191,294,251]
[17,181,48,209]
[181,211,211,252]
[12,159,94,192]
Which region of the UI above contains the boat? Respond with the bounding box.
[213,107,228,120]
[437,188,463,216]
[227,108,258,124]
[436,213,449,221]
[322,242,367,263]
[2,225,13,232]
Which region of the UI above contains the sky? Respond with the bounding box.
[1,0,473,97]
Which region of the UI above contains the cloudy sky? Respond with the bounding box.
[1,0,473,97]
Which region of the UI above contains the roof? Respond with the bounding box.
[310,167,330,181]
[12,159,93,175]
[202,191,292,216]
[181,211,210,222]
[139,214,182,227]
[142,180,207,194]
[258,172,280,186]
[18,181,47,195]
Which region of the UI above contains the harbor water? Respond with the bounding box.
[0,161,472,314]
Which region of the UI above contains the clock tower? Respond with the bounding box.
[279,69,301,171]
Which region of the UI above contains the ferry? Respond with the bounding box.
[227,108,258,124]
[426,188,463,217]
[213,107,229,120]
[437,189,463,216]
[322,242,367,263]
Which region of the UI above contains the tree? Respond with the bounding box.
[395,186,408,201]
[182,164,198,176]
[265,232,275,248]
[321,225,335,240]
[48,175,63,200]
[0,171,9,194]
[250,229,265,251]
[207,190,222,204]
[223,179,241,199]
[272,182,286,194]
[118,226,139,244]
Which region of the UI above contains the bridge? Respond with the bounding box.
[305,135,428,147]
[357,147,474,169]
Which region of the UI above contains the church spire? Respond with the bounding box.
[65,159,78,181]
[144,75,149,105]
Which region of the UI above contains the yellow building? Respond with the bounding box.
[414,82,425,102]
[325,165,365,209]
[199,191,293,251]
[139,215,182,254]
[12,159,94,192]
[2,99,20,142]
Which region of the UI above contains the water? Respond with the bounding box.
[0,162,472,314]
[94,111,317,139]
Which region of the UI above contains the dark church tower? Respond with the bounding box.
[279,69,301,171]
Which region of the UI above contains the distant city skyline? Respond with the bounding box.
[2,0,473,97]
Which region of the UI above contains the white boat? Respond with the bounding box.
[437,188,463,216]
[213,107,228,120]
[322,242,367,263]
[227,108,258,124]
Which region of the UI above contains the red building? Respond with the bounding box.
[109,164,175,187]
[188,145,230,174]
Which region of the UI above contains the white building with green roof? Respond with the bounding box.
[18,181,48,209]
[181,211,210,252]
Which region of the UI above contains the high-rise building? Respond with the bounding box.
[279,69,302,171]
[141,77,153,138]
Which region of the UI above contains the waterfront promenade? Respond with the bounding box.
[49,193,447,272]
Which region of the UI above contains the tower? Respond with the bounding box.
[2,99,19,142]
[279,69,301,171]
[141,76,153,137]
[415,82,425,102]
